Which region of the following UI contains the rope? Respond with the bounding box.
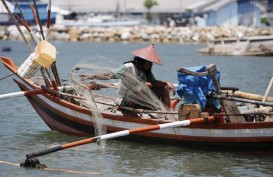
[0,73,14,81]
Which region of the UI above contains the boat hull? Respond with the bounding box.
[15,79,273,143]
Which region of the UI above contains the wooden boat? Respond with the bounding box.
[1,54,273,151]
[198,36,273,56]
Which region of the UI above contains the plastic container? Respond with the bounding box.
[18,53,41,79]
[33,40,56,68]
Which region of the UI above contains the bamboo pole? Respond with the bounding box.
[222,90,273,102]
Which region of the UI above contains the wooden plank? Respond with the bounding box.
[222,100,245,123]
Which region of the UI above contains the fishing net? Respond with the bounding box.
[68,58,106,147]
[67,57,175,120]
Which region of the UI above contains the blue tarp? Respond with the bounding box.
[177,65,221,110]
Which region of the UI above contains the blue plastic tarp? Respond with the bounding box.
[177,65,221,110]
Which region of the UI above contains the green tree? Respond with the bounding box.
[143,0,158,22]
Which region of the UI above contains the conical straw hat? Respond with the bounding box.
[132,44,162,65]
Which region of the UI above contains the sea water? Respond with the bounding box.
[0,40,273,177]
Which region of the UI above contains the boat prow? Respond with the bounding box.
[1,56,19,73]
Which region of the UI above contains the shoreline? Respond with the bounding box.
[1,25,273,44]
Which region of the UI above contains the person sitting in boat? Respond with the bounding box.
[84,44,176,109]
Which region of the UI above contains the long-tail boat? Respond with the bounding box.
[2,43,273,151]
[1,0,273,152]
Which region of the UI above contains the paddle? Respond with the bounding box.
[21,116,215,168]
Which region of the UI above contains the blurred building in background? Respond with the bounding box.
[1,0,273,27]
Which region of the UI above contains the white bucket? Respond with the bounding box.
[17,53,41,79]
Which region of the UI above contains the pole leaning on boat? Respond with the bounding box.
[21,116,215,168]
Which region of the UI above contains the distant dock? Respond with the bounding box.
[198,36,273,56]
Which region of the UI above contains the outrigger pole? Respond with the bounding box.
[0,89,44,100]
[1,0,33,52]
[20,116,215,168]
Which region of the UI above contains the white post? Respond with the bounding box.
[262,76,273,102]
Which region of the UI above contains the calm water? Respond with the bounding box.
[0,40,273,177]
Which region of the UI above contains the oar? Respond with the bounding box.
[0,89,44,100]
[21,116,215,168]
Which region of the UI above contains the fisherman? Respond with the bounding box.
[84,44,176,109]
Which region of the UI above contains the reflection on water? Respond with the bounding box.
[0,40,273,177]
